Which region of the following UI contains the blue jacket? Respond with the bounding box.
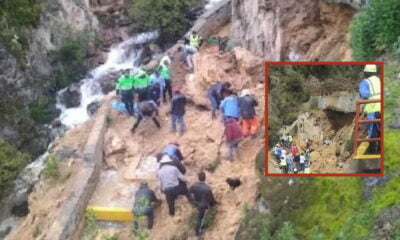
[162,144,184,161]
[220,95,239,118]
[359,79,371,99]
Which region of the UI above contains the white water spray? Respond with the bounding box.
[57,31,159,127]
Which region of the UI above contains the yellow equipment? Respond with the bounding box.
[86,206,133,222]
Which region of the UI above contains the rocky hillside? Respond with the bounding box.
[230,0,355,61]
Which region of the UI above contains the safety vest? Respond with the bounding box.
[364,76,381,114]
[280,158,287,166]
[116,75,134,90]
[159,65,171,80]
[189,34,200,48]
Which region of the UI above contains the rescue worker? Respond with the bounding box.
[162,142,184,162]
[188,31,202,49]
[132,182,161,231]
[291,142,298,157]
[170,87,187,136]
[133,69,151,102]
[359,64,381,153]
[189,172,217,237]
[288,134,293,147]
[299,153,306,172]
[207,82,231,119]
[238,89,259,138]
[131,100,161,133]
[220,90,240,121]
[287,153,294,173]
[150,71,165,105]
[156,152,186,175]
[156,155,193,216]
[224,117,242,161]
[305,149,311,167]
[116,69,134,116]
[158,60,172,102]
[273,144,282,162]
[280,156,288,173]
[177,44,197,70]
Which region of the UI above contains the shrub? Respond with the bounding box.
[206,156,221,173]
[275,222,298,240]
[0,0,42,66]
[29,96,56,124]
[129,0,202,43]
[0,140,30,199]
[350,0,400,60]
[49,36,88,90]
[100,233,118,240]
[310,97,318,110]
[85,209,99,240]
[42,154,60,180]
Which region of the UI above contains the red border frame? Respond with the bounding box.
[264,61,384,177]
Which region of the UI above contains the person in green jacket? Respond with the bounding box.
[132,69,151,102]
[158,61,172,102]
[116,69,134,116]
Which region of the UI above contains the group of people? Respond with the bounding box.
[132,143,216,237]
[273,140,311,174]
[115,57,188,135]
[117,30,260,237]
[207,82,259,161]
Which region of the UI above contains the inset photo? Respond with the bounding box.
[265,62,383,176]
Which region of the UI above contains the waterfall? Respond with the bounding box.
[56,31,159,128]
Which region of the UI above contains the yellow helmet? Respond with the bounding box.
[364,64,377,73]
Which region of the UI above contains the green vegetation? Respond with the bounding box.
[42,154,60,180]
[0,140,30,199]
[100,233,118,240]
[309,97,318,110]
[129,0,202,43]
[131,217,150,240]
[350,0,400,60]
[85,209,99,240]
[206,156,221,173]
[0,0,42,67]
[49,36,89,90]
[189,207,217,231]
[29,96,56,124]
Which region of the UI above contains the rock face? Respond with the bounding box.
[230,0,356,61]
[0,0,100,156]
[317,92,360,113]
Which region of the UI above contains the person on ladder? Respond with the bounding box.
[358,64,381,153]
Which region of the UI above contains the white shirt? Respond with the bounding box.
[300,155,306,163]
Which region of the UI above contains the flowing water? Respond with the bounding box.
[0,31,159,238]
[57,31,159,128]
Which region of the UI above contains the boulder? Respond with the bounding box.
[61,83,81,108]
[97,71,121,94]
[87,101,101,116]
[105,136,126,156]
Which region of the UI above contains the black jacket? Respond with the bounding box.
[189,182,217,207]
[133,184,158,213]
[239,96,258,119]
[137,101,158,117]
[171,94,187,116]
[208,83,224,100]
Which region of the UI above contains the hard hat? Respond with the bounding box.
[160,155,173,164]
[364,64,377,73]
[240,89,251,97]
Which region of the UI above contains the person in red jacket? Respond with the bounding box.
[224,118,243,161]
[291,142,298,156]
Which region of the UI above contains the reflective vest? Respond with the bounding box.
[364,76,381,114]
[280,158,287,166]
[159,65,171,80]
[189,34,200,48]
[116,75,134,90]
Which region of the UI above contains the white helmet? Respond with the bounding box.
[240,89,251,97]
[364,64,377,73]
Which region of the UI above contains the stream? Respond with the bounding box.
[0,31,158,239]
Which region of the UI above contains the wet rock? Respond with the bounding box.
[87,101,101,116]
[61,83,82,108]
[57,147,81,160]
[337,161,345,168]
[97,71,121,94]
[10,201,29,217]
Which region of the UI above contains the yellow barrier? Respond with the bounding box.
[354,142,381,160]
[86,206,133,222]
